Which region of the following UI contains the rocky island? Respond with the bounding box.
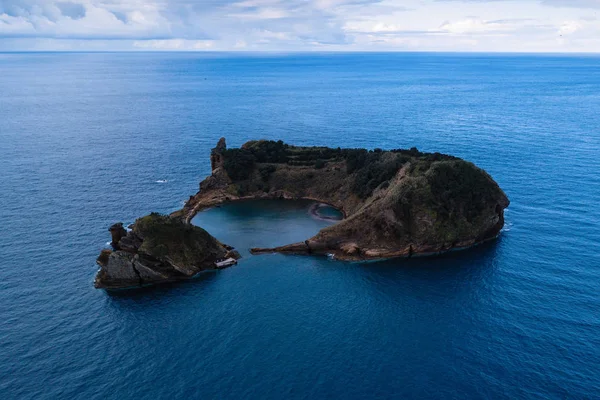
[173,138,509,260]
[95,213,239,289]
[96,138,509,288]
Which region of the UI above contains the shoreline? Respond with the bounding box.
[178,191,349,224]
[250,231,504,262]
[308,202,344,222]
[180,190,505,263]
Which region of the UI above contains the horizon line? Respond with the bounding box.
[2,49,600,55]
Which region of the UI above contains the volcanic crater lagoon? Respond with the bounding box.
[1,52,600,399]
[191,200,343,254]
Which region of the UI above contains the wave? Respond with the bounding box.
[502,221,513,232]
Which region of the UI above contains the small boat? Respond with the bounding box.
[215,258,238,269]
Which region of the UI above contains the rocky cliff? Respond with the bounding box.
[173,138,509,261]
[95,213,239,289]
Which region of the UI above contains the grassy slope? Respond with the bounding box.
[134,213,228,269]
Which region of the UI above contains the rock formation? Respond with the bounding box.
[108,223,127,249]
[210,137,227,171]
[96,138,510,289]
[172,138,510,261]
[95,213,239,289]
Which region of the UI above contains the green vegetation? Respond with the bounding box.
[222,140,343,178]
[259,164,277,182]
[351,153,411,199]
[243,140,289,163]
[344,149,368,173]
[222,148,256,180]
[219,140,467,202]
[425,160,500,220]
[134,213,225,266]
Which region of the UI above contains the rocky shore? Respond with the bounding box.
[95,213,240,289]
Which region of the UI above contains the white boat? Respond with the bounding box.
[215,258,238,269]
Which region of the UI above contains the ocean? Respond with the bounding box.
[0,52,599,399]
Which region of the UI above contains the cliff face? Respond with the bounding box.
[174,138,509,261]
[95,213,238,289]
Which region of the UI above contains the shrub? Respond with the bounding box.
[259,165,277,182]
[426,161,499,219]
[134,213,224,266]
[351,154,408,199]
[244,140,289,163]
[223,149,256,180]
[344,149,368,173]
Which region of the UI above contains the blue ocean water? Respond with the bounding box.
[1,52,599,399]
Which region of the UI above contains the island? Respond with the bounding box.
[95,213,240,289]
[96,138,509,289]
[173,138,509,260]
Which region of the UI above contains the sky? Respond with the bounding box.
[1,0,600,52]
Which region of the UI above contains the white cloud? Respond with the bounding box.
[0,1,177,39]
[227,8,289,20]
[439,18,499,34]
[1,0,600,51]
[558,20,583,35]
[133,39,214,50]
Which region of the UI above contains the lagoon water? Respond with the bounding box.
[191,200,343,253]
[1,52,599,399]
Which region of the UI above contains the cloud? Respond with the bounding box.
[0,0,370,46]
[541,0,600,8]
[56,2,86,19]
[227,7,289,20]
[1,0,600,51]
[436,17,549,35]
[0,1,180,39]
[435,0,600,9]
[439,17,498,34]
[132,39,214,50]
[558,20,583,35]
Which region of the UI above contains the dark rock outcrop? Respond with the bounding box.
[210,137,227,172]
[173,139,510,261]
[95,213,239,289]
[108,223,127,250]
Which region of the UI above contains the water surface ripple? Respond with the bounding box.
[0,53,599,399]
